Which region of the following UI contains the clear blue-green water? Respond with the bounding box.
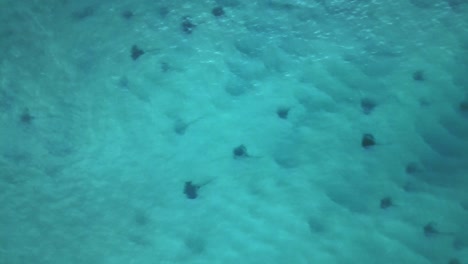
[1,0,467,263]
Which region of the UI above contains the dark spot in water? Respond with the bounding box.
[446,0,464,11]
[423,222,439,237]
[413,70,425,81]
[419,98,431,107]
[118,76,129,89]
[361,133,375,148]
[19,108,34,124]
[161,62,170,72]
[159,6,170,17]
[360,98,376,115]
[459,100,468,115]
[181,16,196,34]
[212,6,225,17]
[184,237,205,254]
[72,6,95,20]
[233,144,248,158]
[307,217,326,234]
[184,181,200,199]
[134,210,149,226]
[380,196,393,209]
[277,107,290,119]
[448,258,460,264]
[405,162,422,175]
[131,45,144,60]
[173,119,188,135]
[121,10,134,20]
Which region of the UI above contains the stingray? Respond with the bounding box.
[181,16,196,34]
[183,180,212,199]
[130,45,159,61]
[380,197,394,209]
[423,222,454,237]
[361,133,376,148]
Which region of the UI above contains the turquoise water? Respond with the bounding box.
[0,0,467,263]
